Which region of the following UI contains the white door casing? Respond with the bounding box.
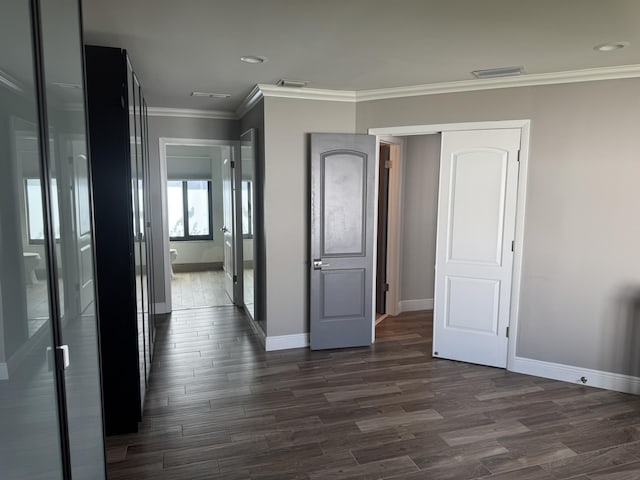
[222,156,234,301]
[433,128,521,368]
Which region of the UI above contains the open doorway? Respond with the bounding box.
[371,121,530,370]
[374,137,405,325]
[159,139,237,311]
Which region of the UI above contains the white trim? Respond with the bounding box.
[370,120,531,137]
[399,298,434,313]
[510,356,640,395]
[371,134,380,343]
[147,107,236,120]
[257,84,357,103]
[0,363,8,380]
[265,333,309,351]
[235,85,264,118]
[158,138,172,313]
[356,64,640,102]
[154,302,170,314]
[240,65,640,108]
[506,122,531,372]
[377,136,406,318]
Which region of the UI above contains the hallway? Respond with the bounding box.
[106,308,640,480]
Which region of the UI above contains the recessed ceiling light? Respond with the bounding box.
[471,66,524,79]
[240,55,268,64]
[594,41,629,52]
[190,92,231,99]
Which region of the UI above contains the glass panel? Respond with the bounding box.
[0,1,63,478]
[240,130,256,320]
[241,181,253,236]
[143,100,155,346]
[136,81,150,384]
[39,0,106,476]
[322,153,365,256]
[168,180,185,237]
[186,180,210,236]
[128,68,146,404]
[25,178,60,241]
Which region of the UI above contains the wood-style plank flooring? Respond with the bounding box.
[106,307,640,479]
[171,270,233,310]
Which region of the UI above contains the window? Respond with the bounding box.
[168,180,213,241]
[25,178,61,243]
[241,180,253,238]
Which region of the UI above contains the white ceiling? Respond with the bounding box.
[81,0,640,112]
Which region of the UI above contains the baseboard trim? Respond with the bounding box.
[399,298,434,313]
[172,262,223,273]
[509,355,640,395]
[0,363,8,380]
[154,302,170,314]
[265,333,309,351]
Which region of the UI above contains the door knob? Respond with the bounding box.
[220,226,228,233]
[313,259,330,270]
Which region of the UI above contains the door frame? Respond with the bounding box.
[158,137,240,312]
[375,136,406,319]
[368,120,531,371]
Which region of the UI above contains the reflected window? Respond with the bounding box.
[25,178,60,242]
[168,180,213,241]
[241,180,253,238]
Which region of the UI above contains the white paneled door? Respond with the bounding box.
[433,129,521,368]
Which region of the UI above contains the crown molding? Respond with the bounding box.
[146,107,237,120]
[235,85,264,119]
[355,64,640,102]
[154,64,640,122]
[257,84,357,103]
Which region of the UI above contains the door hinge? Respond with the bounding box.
[230,161,235,168]
[384,159,391,169]
[506,326,510,338]
[516,151,521,162]
[384,283,390,292]
[233,275,238,283]
[511,240,515,252]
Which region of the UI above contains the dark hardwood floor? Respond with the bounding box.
[106,307,640,479]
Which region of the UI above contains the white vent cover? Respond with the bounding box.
[471,66,524,79]
[276,79,308,88]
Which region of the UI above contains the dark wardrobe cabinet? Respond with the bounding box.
[85,45,155,435]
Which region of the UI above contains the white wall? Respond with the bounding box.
[400,135,440,304]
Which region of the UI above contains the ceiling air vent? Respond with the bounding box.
[190,92,231,99]
[276,79,308,88]
[471,66,524,79]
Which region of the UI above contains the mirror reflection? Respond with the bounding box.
[240,129,255,320]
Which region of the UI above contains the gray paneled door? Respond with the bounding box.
[310,134,376,350]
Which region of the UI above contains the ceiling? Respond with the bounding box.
[81,0,640,112]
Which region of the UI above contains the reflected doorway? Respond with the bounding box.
[161,142,236,310]
[240,129,257,321]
